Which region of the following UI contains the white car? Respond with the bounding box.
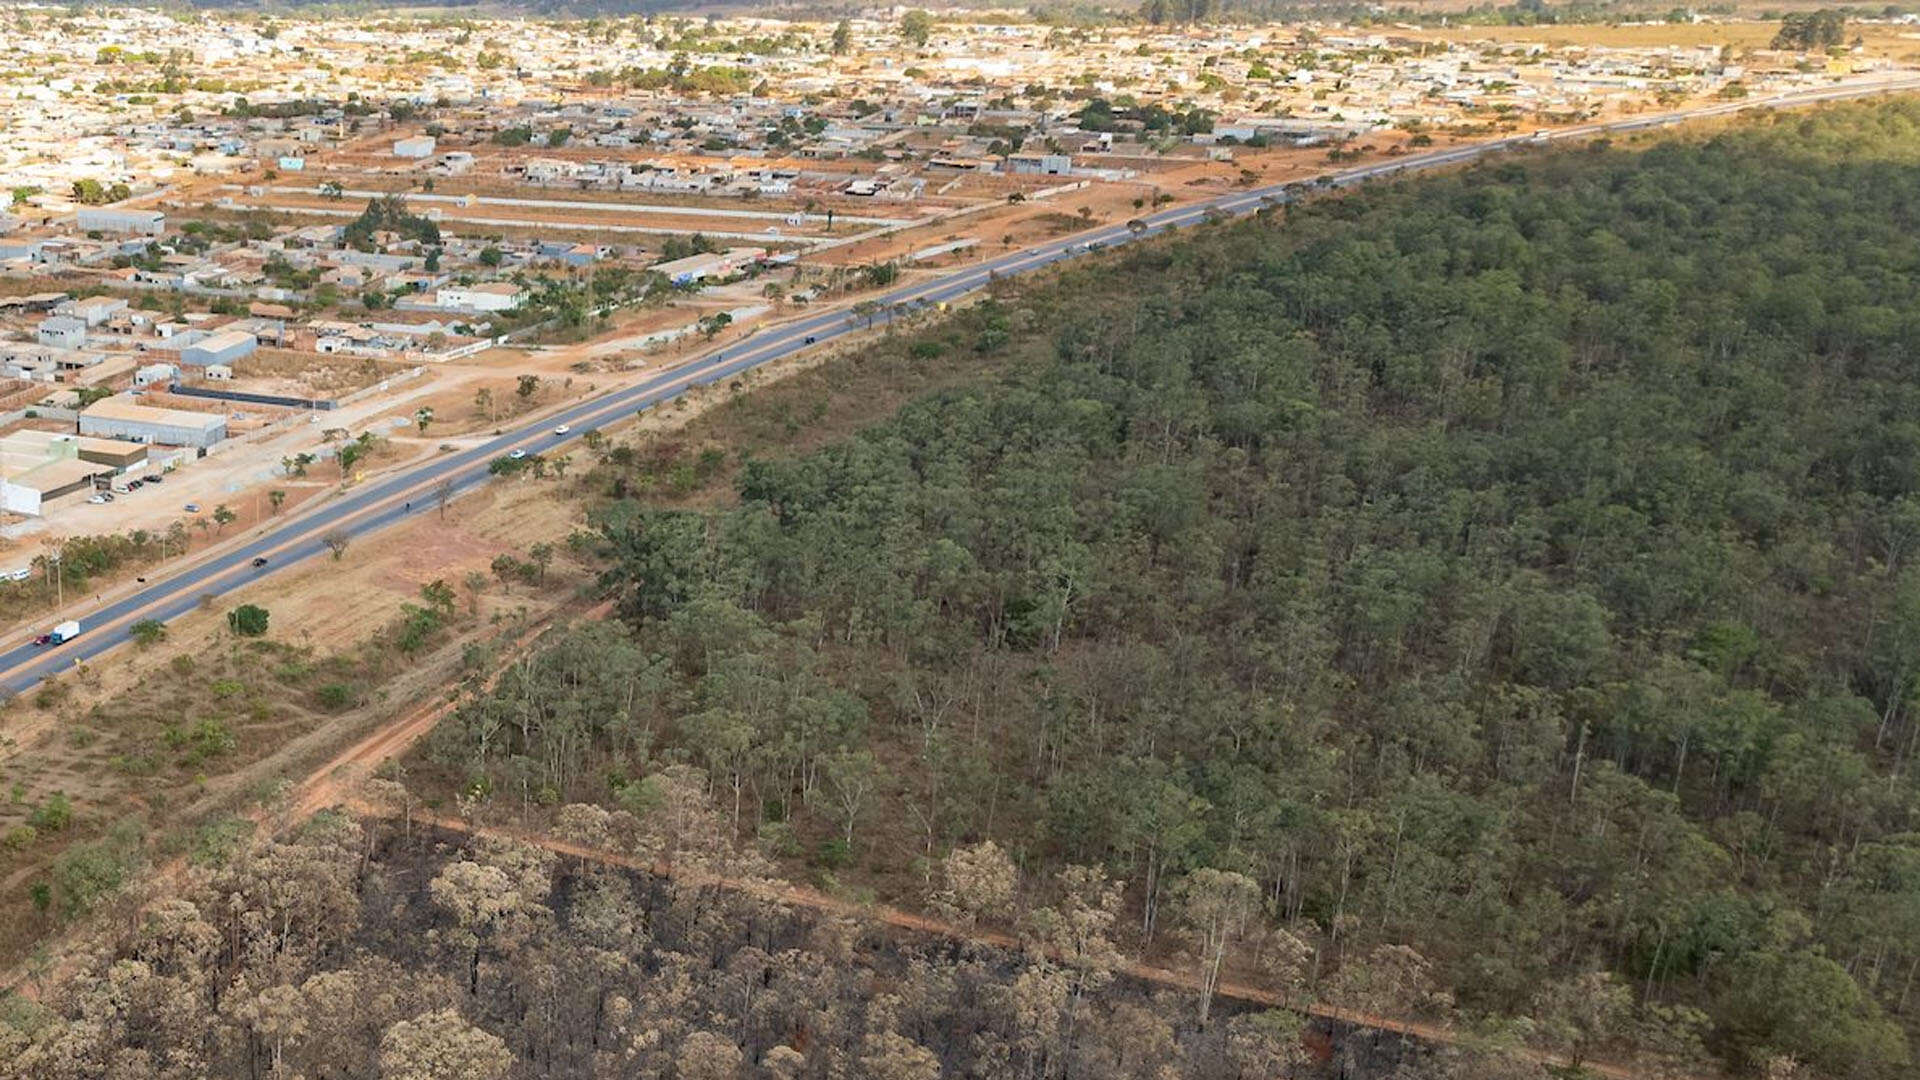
[553,424,570,435]
[508,449,527,460]
[87,494,107,504]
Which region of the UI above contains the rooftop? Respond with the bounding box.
[81,396,225,431]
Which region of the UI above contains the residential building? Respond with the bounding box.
[36,316,88,349]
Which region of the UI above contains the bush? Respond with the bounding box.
[129,618,168,646]
[314,683,356,711]
[27,792,72,832]
[227,604,270,637]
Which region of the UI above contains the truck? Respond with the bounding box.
[35,620,80,646]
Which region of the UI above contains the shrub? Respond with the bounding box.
[27,793,72,832]
[227,604,269,637]
[314,683,356,711]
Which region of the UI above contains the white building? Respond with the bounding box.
[75,208,165,236]
[36,316,88,349]
[57,295,128,326]
[393,135,437,158]
[435,283,523,312]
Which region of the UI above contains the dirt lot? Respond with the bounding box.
[0,468,587,970]
[234,349,407,399]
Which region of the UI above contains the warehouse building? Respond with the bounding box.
[393,135,437,158]
[74,208,166,236]
[435,282,523,312]
[0,431,134,516]
[179,329,257,367]
[652,247,766,286]
[79,397,226,448]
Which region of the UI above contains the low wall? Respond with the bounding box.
[168,383,335,411]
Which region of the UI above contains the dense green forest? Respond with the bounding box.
[416,100,1920,1076]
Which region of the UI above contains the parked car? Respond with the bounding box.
[183,502,200,513]
[143,474,163,484]
[87,494,107,505]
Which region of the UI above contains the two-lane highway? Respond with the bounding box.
[3,74,1916,696]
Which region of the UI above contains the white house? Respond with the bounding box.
[435,283,523,312]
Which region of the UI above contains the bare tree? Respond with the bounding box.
[930,839,1018,928]
[1170,867,1260,1023]
[676,1031,743,1080]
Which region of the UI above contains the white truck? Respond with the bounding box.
[36,620,80,646]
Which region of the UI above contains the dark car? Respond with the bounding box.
[804,335,816,344]
[251,556,269,568]
[31,634,51,646]
[143,474,162,484]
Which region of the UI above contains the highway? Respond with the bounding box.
[2,74,1916,696]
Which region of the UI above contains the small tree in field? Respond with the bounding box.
[228,604,269,637]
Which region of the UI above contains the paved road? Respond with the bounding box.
[4,75,1916,696]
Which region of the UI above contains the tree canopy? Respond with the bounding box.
[434,100,1920,1075]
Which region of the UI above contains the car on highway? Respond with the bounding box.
[184,502,200,513]
[804,335,816,344]
[251,556,269,568]
[553,424,570,435]
[508,449,527,460]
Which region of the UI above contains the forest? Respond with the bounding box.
[12,100,1920,1076]
[431,100,1920,1076]
[0,810,1494,1079]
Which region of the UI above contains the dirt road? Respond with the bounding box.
[372,808,1640,1079]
